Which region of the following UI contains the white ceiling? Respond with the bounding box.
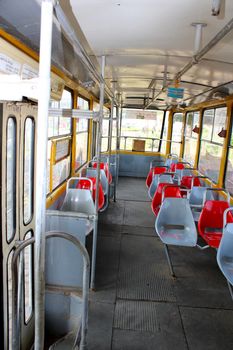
[70,0,233,108]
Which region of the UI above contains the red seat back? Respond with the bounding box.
[146,167,167,187]
[170,162,184,172]
[77,177,105,210]
[181,176,201,189]
[198,200,233,248]
[163,185,182,199]
[93,162,112,184]
[151,183,181,216]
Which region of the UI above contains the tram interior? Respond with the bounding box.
[1,0,233,349]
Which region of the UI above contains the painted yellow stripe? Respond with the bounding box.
[46,182,67,209]
[218,101,233,187]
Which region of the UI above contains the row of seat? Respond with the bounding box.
[61,160,113,217]
[146,154,233,289]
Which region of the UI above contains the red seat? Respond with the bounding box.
[146,166,167,188]
[76,177,105,210]
[181,176,201,189]
[151,184,181,216]
[93,162,112,184]
[170,162,185,172]
[198,200,233,248]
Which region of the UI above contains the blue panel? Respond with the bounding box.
[119,154,165,177]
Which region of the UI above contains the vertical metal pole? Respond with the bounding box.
[34,1,53,348]
[108,86,115,200]
[91,55,105,290]
[164,244,175,277]
[115,98,120,188]
[192,23,207,54]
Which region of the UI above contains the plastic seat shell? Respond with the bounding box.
[155,197,197,247]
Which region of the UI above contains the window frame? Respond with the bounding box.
[198,105,227,183]
[183,110,200,164]
[47,88,73,195]
[170,112,184,156]
[75,95,90,171]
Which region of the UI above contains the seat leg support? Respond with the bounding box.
[227,280,233,301]
[164,244,175,277]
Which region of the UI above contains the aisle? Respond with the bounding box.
[87,177,233,350]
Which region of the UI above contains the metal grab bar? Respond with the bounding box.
[119,136,182,151]
[12,231,90,350]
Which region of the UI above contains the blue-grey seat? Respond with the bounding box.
[150,159,165,169]
[165,157,178,167]
[189,187,215,221]
[155,197,197,246]
[61,188,95,215]
[148,173,173,199]
[86,167,108,195]
[217,208,233,286]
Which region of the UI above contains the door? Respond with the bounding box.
[0,102,37,350]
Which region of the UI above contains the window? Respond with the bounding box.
[24,231,33,323]
[170,112,183,156]
[199,107,226,183]
[160,111,169,154]
[183,111,200,165]
[120,108,164,152]
[225,122,233,194]
[24,118,35,225]
[101,118,109,152]
[76,96,89,170]
[6,117,16,242]
[47,89,72,193]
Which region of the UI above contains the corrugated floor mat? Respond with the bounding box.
[114,300,159,332]
[117,263,176,302]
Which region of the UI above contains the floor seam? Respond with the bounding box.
[178,305,190,350]
[110,220,123,350]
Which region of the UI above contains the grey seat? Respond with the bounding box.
[86,167,108,195]
[165,155,178,167]
[150,159,165,169]
[217,208,233,286]
[148,173,173,199]
[61,188,95,215]
[189,187,215,221]
[155,197,197,246]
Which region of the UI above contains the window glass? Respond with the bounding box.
[120,108,164,151]
[183,138,198,166]
[192,111,200,139]
[78,96,89,110]
[202,109,214,141]
[185,112,193,137]
[101,119,109,152]
[24,231,33,323]
[212,107,227,144]
[160,112,169,154]
[24,118,34,225]
[53,157,70,190]
[225,148,233,195]
[170,112,183,156]
[199,141,222,183]
[76,132,88,169]
[6,117,16,242]
[77,119,88,132]
[183,111,200,165]
[199,107,226,182]
[58,117,71,136]
[47,89,72,193]
[47,140,51,194]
